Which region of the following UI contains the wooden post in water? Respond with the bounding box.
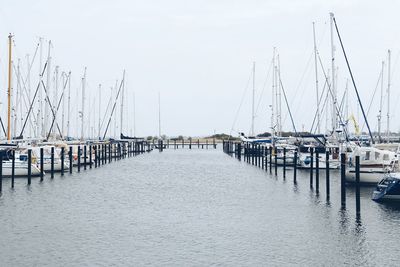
[269,146,272,173]
[283,147,286,178]
[310,148,314,188]
[40,147,44,181]
[109,144,112,162]
[11,150,15,188]
[50,146,54,178]
[182,139,184,148]
[355,155,361,216]
[84,145,87,170]
[27,149,32,185]
[315,151,319,194]
[189,139,192,149]
[69,146,73,173]
[77,145,81,172]
[274,146,278,175]
[94,146,98,168]
[340,153,346,208]
[206,139,208,149]
[61,147,65,174]
[265,146,268,171]
[326,151,330,198]
[293,151,297,183]
[251,144,255,165]
[262,147,265,169]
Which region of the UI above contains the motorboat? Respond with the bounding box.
[346,146,398,184]
[372,173,400,201]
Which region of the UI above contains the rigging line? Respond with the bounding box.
[279,77,297,134]
[309,78,328,133]
[228,68,252,139]
[103,74,125,139]
[40,79,63,138]
[333,15,374,143]
[254,58,273,117]
[316,50,350,142]
[46,73,70,140]
[0,116,6,137]
[360,66,383,132]
[311,82,331,134]
[19,62,48,137]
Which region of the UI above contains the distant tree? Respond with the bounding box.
[146,136,153,141]
[177,135,184,140]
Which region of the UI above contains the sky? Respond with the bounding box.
[0,0,399,138]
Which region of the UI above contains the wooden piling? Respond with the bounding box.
[84,145,87,170]
[340,153,346,208]
[77,145,81,172]
[69,146,73,173]
[0,151,2,192]
[11,150,15,188]
[51,146,55,178]
[283,147,286,178]
[274,147,278,175]
[355,155,361,216]
[269,146,272,173]
[310,148,314,188]
[326,151,330,198]
[40,147,44,181]
[293,151,297,183]
[27,149,32,185]
[315,151,319,193]
[61,147,65,175]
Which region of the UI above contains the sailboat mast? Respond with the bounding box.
[81,67,87,140]
[313,22,320,134]
[251,61,255,136]
[330,13,337,136]
[38,37,43,138]
[387,49,391,142]
[120,70,125,136]
[67,71,71,139]
[44,40,51,138]
[271,48,275,138]
[26,54,31,137]
[14,59,20,138]
[7,34,12,141]
[378,61,384,142]
[277,55,282,136]
[133,91,136,137]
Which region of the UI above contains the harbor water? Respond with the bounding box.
[0,149,399,266]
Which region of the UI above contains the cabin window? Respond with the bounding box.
[365,151,370,160]
[375,152,380,160]
[383,154,389,161]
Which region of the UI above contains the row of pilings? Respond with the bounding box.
[222,140,362,217]
[0,141,149,192]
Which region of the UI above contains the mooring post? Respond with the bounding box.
[109,144,112,162]
[77,145,81,172]
[11,150,15,188]
[340,153,346,208]
[293,151,298,183]
[94,146,98,168]
[283,147,286,178]
[269,146,272,173]
[310,148,314,188]
[315,151,319,194]
[251,144,255,165]
[355,155,361,216]
[262,147,265,169]
[274,146,278,175]
[69,146,73,173]
[326,151,330,198]
[27,149,32,185]
[189,139,192,149]
[50,146,54,178]
[40,147,44,181]
[84,145,87,170]
[182,139,184,148]
[265,146,268,171]
[88,145,92,169]
[206,139,209,149]
[61,147,65,174]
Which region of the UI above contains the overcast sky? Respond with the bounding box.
[0,0,399,138]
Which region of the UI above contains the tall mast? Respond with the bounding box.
[313,22,320,133]
[387,49,391,142]
[61,72,65,137]
[120,70,125,136]
[271,48,275,138]
[26,54,31,137]
[158,92,161,138]
[81,67,87,140]
[251,61,255,136]
[44,40,51,138]
[67,71,71,139]
[38,37,43,138]
[98,84,101,139]
[277,55,282,136]
[330,12,337,136]
[378,61,384,142]
[7,34,13,141]
[14,59,20,138]
[53,65,59,137]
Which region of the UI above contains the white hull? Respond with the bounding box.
[2,161,42,177]
[345,169,387,184]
